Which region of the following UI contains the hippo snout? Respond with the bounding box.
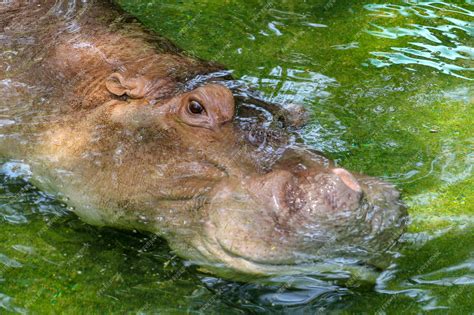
[205,156,406,274]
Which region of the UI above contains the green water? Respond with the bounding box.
[1,0,473,313]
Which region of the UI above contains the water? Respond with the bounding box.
[0,0,473,313]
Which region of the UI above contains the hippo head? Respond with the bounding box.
[165,84,406,278]
[44,75,407,280]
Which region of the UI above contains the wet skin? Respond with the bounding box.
[0,0,407,278]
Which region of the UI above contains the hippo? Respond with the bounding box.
[0,0,407,281]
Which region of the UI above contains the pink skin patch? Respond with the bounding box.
[332,168,362,192]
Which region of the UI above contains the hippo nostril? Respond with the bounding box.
[332,168,362,193]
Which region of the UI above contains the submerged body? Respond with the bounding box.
[0,0,406,279]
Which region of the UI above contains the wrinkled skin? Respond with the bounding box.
[0,0,407,279]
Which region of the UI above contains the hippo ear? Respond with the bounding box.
[105,73,147,99]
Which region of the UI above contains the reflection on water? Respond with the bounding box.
[366,1,474,79]
[412,257,474,286]
[0,162,66,225]
[0,0,473,313]
[201,275,348,311]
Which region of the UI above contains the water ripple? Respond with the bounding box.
[0,292,25,314]
[365,1,474,80]
[0,253,22,268]
[241,66,337,104]
[0,161,68,225]
[412,258,474,286]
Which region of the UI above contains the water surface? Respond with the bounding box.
[0,0,473,313]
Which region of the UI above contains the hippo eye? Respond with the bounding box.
[188,100,205,115]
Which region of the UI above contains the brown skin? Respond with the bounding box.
[0,0,407,279]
